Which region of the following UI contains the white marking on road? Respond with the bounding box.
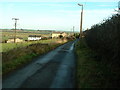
[69,43,74,51]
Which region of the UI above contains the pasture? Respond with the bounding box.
[1,29,52,41]
[1,29,58,52]
[1,39,64,52]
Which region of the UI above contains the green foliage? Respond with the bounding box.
[75,40,118,88]
[74,33,79,38]
[85,14,120,63]
[84,14,120,87]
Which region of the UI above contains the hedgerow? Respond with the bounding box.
[85,14,120,64]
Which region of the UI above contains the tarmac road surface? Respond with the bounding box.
[3,40,77,88]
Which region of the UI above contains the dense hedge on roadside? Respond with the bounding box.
[83,14,120,87]
[84,14,120,64]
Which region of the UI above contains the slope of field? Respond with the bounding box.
[1,39,62,52]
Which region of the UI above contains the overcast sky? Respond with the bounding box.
[0,0,119,31]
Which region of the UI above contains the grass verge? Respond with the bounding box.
[2,42,65,76]
[75,39,119,88]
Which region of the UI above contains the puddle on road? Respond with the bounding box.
[58,43,74,53]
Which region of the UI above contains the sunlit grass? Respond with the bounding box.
[1,39,61,52]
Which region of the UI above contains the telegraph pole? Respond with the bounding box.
[78,3,83,38]
[73,26,75,34]
[12,18,19,43]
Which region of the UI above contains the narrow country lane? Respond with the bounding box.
[3,40,77,88]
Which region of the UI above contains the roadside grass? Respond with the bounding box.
[2,40,67,76]
[0,56,1,76]
[75,39,117,88]
[2,53,37,75]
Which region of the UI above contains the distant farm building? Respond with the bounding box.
[52,32,67,38]
[28,35,41,41]
[61,32,67,37]
[52,33,61,38]
[7,38,23,43]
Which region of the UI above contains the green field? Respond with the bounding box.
[0,29,70,52]
[1,39,64,52]
[1,29,52,41]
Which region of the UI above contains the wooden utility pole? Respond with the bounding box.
[73,26,74,34]
[78,3,83,38]
[12,18,19,43]
[80,6,83,38]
